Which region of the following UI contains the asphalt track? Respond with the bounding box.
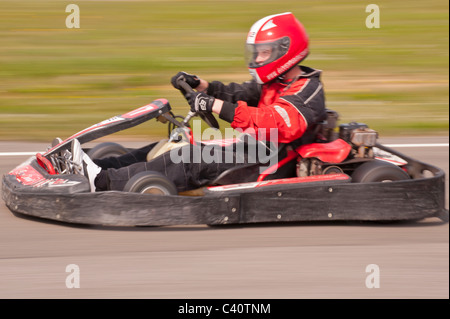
[0,136,448,299]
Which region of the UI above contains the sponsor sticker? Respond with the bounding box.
[10,164,80,187]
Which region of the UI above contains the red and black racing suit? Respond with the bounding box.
[94,66,327,192]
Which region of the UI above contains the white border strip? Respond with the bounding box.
[384,143,448,148]
[0,152,39,156]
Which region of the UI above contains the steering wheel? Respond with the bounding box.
[176,79,220,130]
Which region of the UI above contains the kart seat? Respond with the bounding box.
[295,138,351,163]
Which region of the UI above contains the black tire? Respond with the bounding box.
[87,142,128,160]
[352,160,410,183]
[123,171,177,195]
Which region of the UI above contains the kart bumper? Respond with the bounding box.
[2,155,448,226]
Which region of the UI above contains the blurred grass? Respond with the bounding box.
[0,0,448,142]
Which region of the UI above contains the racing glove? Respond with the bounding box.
[171,71,201,90]
[187,91,215,113]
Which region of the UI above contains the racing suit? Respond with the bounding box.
[94,66,327,192]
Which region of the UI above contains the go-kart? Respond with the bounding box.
[2,81,448,226]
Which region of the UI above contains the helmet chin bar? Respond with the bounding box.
[249,64,299,85]
[248,68,263,84]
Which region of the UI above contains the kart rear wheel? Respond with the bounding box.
[123,171,177,195]
[351,160,410,183]
[87,142,128,160]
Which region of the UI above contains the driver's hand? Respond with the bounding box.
[171,71,201,90]
[187,91,215,113]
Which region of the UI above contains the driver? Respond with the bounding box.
[76,12,327,192]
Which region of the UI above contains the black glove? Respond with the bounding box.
[187,92,215,113]
[171,71,200,90]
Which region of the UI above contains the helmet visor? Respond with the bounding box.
[245,37,291,68]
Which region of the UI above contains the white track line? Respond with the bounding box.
[0,143,448,157]
[0,152,39,156]
[384,143,449,148]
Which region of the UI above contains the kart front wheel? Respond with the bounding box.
[123,171,177,195]
[87,142,128,160]
[351,160,410,183]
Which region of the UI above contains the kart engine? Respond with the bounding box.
[339,122,378,159]
[296,122,378,177]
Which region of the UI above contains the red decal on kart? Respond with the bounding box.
[122,99,168,119]
[10,164,45,186]
[257,174,350,187]
[9,164,80,187]
[44,115,126,155]
[208,182,260,192]
[208,173,350,192]
[122,104,158,119]
[69,116,124,139]
[122,98,168,118]
[32,178,81,188]
[375,157,408,166]
[372,147,408,166]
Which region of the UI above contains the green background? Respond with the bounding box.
[0,0,448,142]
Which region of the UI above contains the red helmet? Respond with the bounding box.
[245,12,309,84]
